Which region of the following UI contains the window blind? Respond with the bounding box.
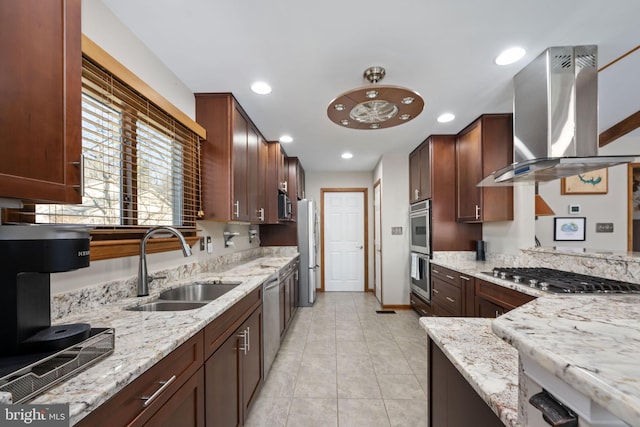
[35,57,201,229]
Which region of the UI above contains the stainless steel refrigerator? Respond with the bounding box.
[297,199,318,306]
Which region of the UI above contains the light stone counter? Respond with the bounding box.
[18,252,298,426]
[492,295,640,427]
[420,317,520,427]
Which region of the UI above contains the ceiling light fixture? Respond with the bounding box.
[251,81,272,95]
[279,135,293,143]
[437,113,455,123]
[495,47,526,65]
[341,152,353,159]
[327,66,424,130]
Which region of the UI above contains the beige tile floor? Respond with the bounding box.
[245,292,429,427]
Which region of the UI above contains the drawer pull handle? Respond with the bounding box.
[433,289,440,294]
[141,375,177,407]
[432,269,439,274]
[495,310,500,318]
[420,309,427,315]
[445,275,455,280]
[445,297,455,303]
[460,276,470,281]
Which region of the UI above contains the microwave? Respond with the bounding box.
[278,192,292,220]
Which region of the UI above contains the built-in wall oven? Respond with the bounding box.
[410,200,432,302]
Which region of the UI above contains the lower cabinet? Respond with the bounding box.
[474,279,536,318]
[77,288,264,427]
[144,368,205,427]
[206,305,263,427]
[279,260,298,337]
[429,339,503,427]
[410,292,432,317]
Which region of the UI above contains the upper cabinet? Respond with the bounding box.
[409,142,431,202]
[196,93,267,223]
[0,0,82,203]
[265,142,287,224]
[410,135,481,251]
[455,114,513,223]
[289,157,306,200]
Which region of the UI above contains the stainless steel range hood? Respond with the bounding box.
[479,45,634,186]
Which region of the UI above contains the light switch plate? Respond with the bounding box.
[391,227,403,235]
[206,236,213,253]
[595,223,614,233]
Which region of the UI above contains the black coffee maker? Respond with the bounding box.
[0,225,91,357]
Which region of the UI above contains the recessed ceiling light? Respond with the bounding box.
[251,81,272,95]
[495,47,526,65]
[341,152,353,159]
[334,104,345,111]
[437,113,455,123]
[279,135,293,143]
[399,114,411,120]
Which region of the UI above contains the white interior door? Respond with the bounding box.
[324,191,365,292]
[374,183,382,303]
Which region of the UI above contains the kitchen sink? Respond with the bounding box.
[127,301,209,312]
[158,281,241,302]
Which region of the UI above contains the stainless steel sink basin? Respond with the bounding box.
[158,281,241,302]
[127,301,209,311]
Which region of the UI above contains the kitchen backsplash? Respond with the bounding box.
[434,248,640,284]
[51,246,298,321]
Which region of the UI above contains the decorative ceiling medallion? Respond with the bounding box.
[327,66,424,130]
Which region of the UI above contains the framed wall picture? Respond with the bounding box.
[554,217,586,241]
[561,168,608,195]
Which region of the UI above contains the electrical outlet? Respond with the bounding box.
[206,236,213,253]
[595,223,614,233]
[199,237,205,251]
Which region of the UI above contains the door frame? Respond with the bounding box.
[373,179,383,303]
[320,188,369,292]
[628,162,640,251]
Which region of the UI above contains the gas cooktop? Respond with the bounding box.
[485,267,640,294]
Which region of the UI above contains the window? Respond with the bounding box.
[35,57,201,231]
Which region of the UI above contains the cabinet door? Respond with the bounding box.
[256,137,268,223]
[278,146,287,194]
[456,122,483,222]
[409,150,421,202]
[205,331,240,427]
[144,369,205,427]
[241,306,263,420]
[247,126,259,222]
[279,281,286,336]
[283,274,291,327]
[475,296,505,318]
[0,0,82,203]
[232,108,249,221]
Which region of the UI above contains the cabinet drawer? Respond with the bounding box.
[78,332,204,427]
[432,278,462,316]
[475,279,536,311]
[204,287,262,359]
[410,292,432,317]
[430,265,459,286]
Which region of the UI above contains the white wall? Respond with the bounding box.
[51,1,257,294]
[482,184,535,255]
[305,171,374,290]
[535,134,640,252]
[373,153,410,306]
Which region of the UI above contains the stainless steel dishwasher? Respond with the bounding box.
[262,272,280,378]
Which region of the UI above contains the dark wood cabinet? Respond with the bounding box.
[429,339,503,427]
[195,93,268,222]
[430,265,474,317]
[77,332,204,427]
[241,306,263,417]
[0,0,82,203]
[205,329,240,427]
[410,291,432,317]
[408,142,430,202]
[455,114,514,223]
[410,135,481,251]
[474,279,536,318]
[144,368,205,427]
[279,260,298,337]
[254,137,268,223]
[264,142,288,224]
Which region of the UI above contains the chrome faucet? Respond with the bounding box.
[138,226,192,296]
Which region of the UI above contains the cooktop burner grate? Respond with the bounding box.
[486,267,640,294]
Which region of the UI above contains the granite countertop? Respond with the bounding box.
[493,294,640,426]
[420,317,520,427]
[22,254,297,425]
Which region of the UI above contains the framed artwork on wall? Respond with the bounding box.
[554,217,586,241]
[561,168,608,195]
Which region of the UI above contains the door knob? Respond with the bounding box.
[357,245,363,249]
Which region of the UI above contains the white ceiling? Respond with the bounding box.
[101,0,640,172]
